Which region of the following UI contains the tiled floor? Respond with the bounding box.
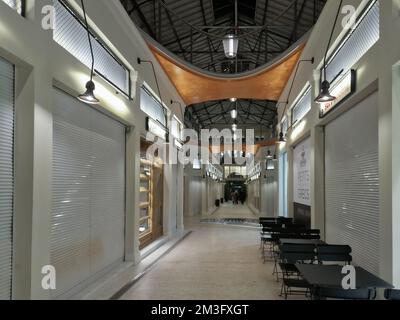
[210,203,259,220]
[120,206,283,300]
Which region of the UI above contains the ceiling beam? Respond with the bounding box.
[129,0,156,38]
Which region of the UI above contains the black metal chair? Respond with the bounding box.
[277,217,293,224]
[261,225,284,261]
[316,287,375,300]
[384,289,400,300]
[259,217,278,225]
[316,245,352,265]
[284,224,307,230]
[278,244,316,299]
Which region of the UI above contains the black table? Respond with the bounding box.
[280,239,325,245]
[296,264,394,290]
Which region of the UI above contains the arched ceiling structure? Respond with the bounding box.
[121,0,326,74]
[121,0,327,130]
[149,42,304,105]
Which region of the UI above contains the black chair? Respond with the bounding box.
[259,217,278,225]
[384,289,400,300]
[278,244,316,299]
[316,245,352,265]
[277,217,293,223]
[261,225,284,261]
[284,224,306,230]
[316,287,375,300]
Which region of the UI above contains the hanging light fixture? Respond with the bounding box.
[276,132,286,144]
[230,97,237,103]
[78,0,99,105]
[231,100,238,119]
[223,0,239,59]
[315,0,343,104]
[232,123,237,132]
[223,34,239,59]
[231,109,238,119]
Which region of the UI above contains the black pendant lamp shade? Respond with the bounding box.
[315,0,343,104]
[78,0,99,105]
[315,80,336,103]
[277,132,286,144]
[78,80,99,104]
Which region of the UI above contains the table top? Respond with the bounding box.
[296,264,394,289]
[280,239,325,245]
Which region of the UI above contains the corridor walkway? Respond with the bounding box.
[120,215,282,300]
[211,203,259,220]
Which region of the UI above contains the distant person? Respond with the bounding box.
[234,191,239,205]
[239,191,246,205]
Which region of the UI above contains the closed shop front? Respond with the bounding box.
[0,57,14,300]
[325,91,380,275]
[51,89,126,298]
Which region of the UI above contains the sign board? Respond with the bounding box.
[293,137,311,206]
[319,69,356,118]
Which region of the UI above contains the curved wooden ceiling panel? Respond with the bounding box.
[150,43,304,106]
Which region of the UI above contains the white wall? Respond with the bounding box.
[0,0,185,299]
[275,0,400,287]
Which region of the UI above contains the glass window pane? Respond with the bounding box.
[140,86,166,126]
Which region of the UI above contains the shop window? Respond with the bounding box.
[53,0,130,97]
[291,86,312,125]
[2,0,23,14]
[139,139,164,249]
[171,115,183,141]
[140,85,167,127]
[324,0,379,83]
[281,117,288,136]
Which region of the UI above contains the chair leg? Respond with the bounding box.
[284,285,288,300]
[279,281,285,297]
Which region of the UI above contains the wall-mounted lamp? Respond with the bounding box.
[78,0,99,105]
[315,0,343,103]
[275,57,314,146]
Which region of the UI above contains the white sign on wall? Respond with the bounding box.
[293,138,311,206]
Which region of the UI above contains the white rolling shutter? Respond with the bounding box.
[0,57,14,300]
[279,152,288,217]
[325,91,379,275]
[265,177,275,216]
[51,89,125,298]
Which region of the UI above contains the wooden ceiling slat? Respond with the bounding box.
[149,43,304,106]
